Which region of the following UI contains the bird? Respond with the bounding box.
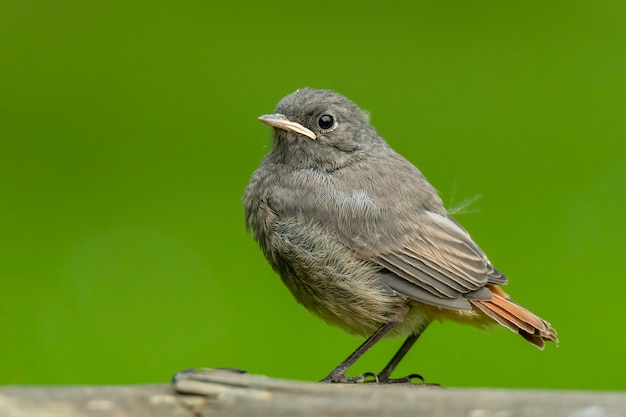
[243,88,557,383]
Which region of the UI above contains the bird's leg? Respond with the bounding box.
[377,332,423,383]
[320,321,398,383]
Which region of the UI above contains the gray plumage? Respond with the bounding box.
[244,88,557,382]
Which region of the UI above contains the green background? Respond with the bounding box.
[2,1,625,390]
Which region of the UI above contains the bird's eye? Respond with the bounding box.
[318,114,335,130]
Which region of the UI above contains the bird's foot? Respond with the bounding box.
[379,373,426,384]
[320,371,438,385]
[319,371,379,384]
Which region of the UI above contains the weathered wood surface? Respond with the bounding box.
[0,368,623,417]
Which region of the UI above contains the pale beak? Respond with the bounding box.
[258,113,317,140]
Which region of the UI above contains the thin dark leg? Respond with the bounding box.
[320,321,399,383]
[377,332,422,383]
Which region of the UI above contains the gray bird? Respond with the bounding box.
[244,88,557,383]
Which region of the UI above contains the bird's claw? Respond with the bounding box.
[381,373,425,384]
[320,371,379,383]
[358,372,380,383]
[320,371,435,384]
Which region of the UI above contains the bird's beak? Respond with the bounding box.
[258,113,317,140]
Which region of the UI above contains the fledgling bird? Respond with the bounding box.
[244,88,557,383]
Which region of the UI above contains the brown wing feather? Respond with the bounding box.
[373,212,557,348]
[376,211,505,309]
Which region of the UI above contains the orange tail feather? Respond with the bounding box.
[471,285,558,349]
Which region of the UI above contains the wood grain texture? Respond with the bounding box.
[1,368,623,417]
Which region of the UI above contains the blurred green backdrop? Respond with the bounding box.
[2,1,625,390]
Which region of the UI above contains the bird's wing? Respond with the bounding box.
[374,211,507,310]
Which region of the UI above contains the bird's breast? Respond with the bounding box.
[288,167,381,221]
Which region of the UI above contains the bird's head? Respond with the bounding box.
[259,88,385,171]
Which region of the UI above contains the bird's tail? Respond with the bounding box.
[471,285,558,349]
